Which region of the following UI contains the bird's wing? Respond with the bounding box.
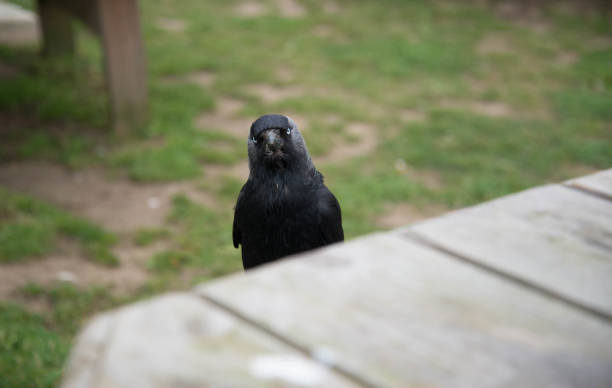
[317,186,344,244]
[232,185,246,248]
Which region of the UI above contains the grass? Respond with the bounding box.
[0,304,69,388]
[0,0,611,386]
[0,188,117,265]
[133,227,170,247]
[0,282,117,388]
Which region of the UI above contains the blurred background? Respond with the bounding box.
[0,0,610,386]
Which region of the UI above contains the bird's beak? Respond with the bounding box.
[262,130,283,155]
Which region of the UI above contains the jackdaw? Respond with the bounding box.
[232,114,344,270]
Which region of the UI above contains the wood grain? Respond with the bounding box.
[198,234,612,388]
[61,293,358,388]
[565,168,612,201]
[37,0,74,56]
[409,184,612,318]
[97,0,148,133]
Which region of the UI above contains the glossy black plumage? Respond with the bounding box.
[233,114,344,270]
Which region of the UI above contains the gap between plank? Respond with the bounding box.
[403,230,612,325]
[562,183,612,203]
[197,292,383,388]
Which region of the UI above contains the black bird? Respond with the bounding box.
[233,114,344,270]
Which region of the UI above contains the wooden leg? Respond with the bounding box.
[37,0,74,57]
[96,0,148,134]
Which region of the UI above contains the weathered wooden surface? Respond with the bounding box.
[565,168,612,201]
[37,0,74,56]
[62,293,358,388]
[0,0,39,46]
[31,0,148,132]
[62,170,612,388]
[97,0,148,134]
[198,234,612,388]
[409,184,612,319]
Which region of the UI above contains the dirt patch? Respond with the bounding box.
[323,1,340,14]
[321,114,342,126]
[477,34,513,55]
[440,100,513,117]
[206,160,250,183]
[312,24,334,38]
[276,0,306,18]
[555,51,578,66]
[315,122,378,164]
[186,71,215,87]
[247,84,305,103]
[587,36,611,50]
[275,0,306,18]
[394,159,444,190]
[235,1,266,17]
[469,101,512,117]
[276,67,294,82]
[493,2,550,34]
[376,202,449,229]
[157,17,187,33]
[195,97,251,138]
[399,109,426,123]
[160,71,216,88]
[286,113,310,132]
[0,161,217,233]
[0,239,157,301]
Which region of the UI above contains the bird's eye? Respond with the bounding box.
[251,136,257,144]
[286,127,291,135]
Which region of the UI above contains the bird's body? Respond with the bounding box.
[233,114,343,270]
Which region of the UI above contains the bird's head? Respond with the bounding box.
[247,114,312,173]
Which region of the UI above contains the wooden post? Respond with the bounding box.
[37,0,74,57]
[96,0,148,134]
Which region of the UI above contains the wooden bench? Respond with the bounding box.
[37,0,147,133]
[61,169,612,388]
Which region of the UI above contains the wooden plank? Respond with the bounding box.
[51,0,101,35]
[198,234,612,388]
[37,0,74,56]
[409,184,612,318]
[565,168,612,201]
[61,293,358,388]
[96,0,148,134]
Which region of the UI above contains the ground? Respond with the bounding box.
[0,0,611,387]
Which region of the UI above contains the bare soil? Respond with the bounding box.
[0,159,221,304]
[247,84,305,103]
[477,34,514,55]
[440,100,513,117]
[205,160,250,183]
[234,1,266,17]
[0,239,154,301]
[394,160,445,191]
[315,123,378,165]
[156,17,187,33]
[0,161,216,233]
[275,0,306,18]
[160,71,216,88]
[194,97,251,138]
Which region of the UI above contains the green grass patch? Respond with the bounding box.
[0,304,69,388]
[380,110,611,205]
[0,223,54,263]
[0,188,117,265]
[134,227,170,247]
[165,194,242,276]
